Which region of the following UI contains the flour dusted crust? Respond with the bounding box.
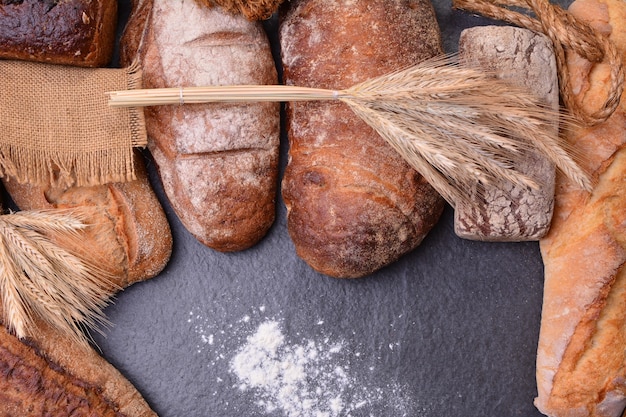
[279,0,445,278]
[121,0,280,252]
[535,0,626,415]
[0,0,117,67]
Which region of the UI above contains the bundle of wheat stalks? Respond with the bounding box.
[108,55,591,206]
[0,209,117,345]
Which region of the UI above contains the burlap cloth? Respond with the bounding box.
[0,60,147,188]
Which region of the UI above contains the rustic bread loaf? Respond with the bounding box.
[454,26,558,241]
[535,0,626,415]
[121,0,280,252]
[0,155,166,416]
[0,0,117,67]
[0,304,157,417]
[279,0,445,278]
[2,152,172,287]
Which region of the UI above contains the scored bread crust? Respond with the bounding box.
[1,153,171,416]
[1,152,173,288]
[279,0,445,278]
[535,0,626,415]
[120,0,280,252]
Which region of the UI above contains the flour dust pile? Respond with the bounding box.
[190,306,423,417]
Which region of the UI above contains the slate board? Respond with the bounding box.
[91,1,570,416]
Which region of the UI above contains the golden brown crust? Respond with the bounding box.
[536,0,626,415]
[279,0,445,278]
[1,152,172,288]
[121,0,280,252]
[0,0,117,67]
[119,0,152,66]
[0,154,167,416]
[0,330,124,417]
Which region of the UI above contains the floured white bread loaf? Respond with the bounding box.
[535,0,626,415]
[121,0,280,252]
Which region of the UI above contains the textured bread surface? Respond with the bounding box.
[0,306,157,417]
[0,0,117,67]
[121,0,280,252]
[279,0,445,278]
[454,26,557,242]
[0,153,166,416]
[2,152,173,287]
[535,0,626,415]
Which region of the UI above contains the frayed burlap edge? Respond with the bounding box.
[0,60,147,189]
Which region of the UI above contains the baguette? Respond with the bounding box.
[120,0,280,252]
[0,0,117,67]
[535,0,626,415]
[279,0,445,278]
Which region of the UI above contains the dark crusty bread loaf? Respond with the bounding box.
[121,0,280,252]
[279,0,445,278]
[0,0,117,67]
[535,0,626,415]
[0,304,157,417]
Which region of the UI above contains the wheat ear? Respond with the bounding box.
[107,55,591,206]
[0,209,118,346]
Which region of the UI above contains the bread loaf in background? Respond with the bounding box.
[121,0,280,252]
[535,0,626,415]
[0,0,117,67]
[279,0,445,278]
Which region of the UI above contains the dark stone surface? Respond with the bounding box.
[92,1,573,416]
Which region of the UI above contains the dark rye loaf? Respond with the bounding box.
[0,0,117,67]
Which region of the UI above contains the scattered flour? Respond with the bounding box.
[230,320,353,417]
[189,308,421,417]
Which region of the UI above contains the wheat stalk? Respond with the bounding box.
[0,209,118,346]
[108,56,591,206]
